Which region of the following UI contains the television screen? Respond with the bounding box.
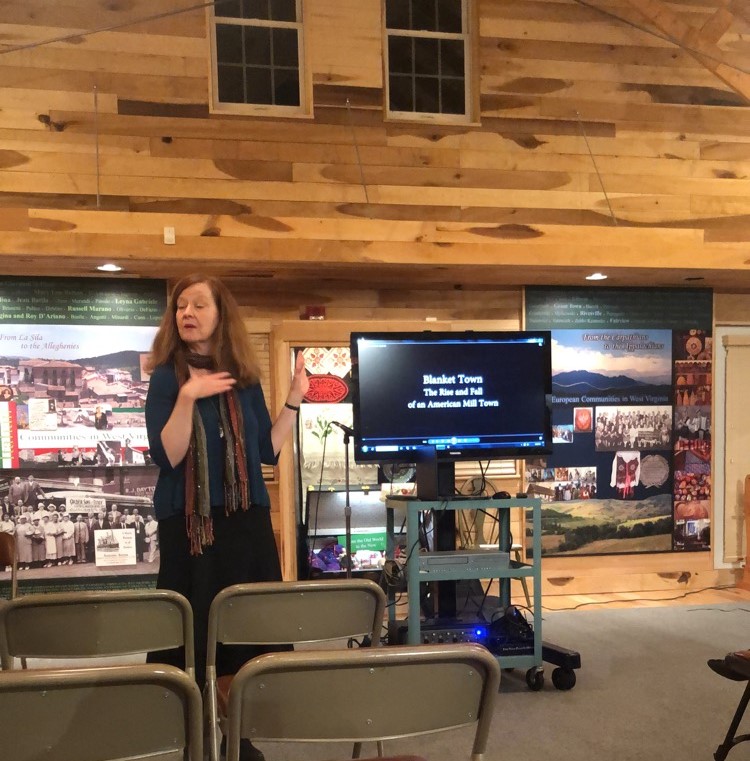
[351,331,553,464]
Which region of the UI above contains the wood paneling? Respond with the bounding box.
[2,0,750,584]
[1,0,748,287]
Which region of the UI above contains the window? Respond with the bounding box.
[384,0,474,122]
[209,0,307,115]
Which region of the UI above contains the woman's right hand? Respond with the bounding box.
[180,371,236,401]
[161,371,236,468]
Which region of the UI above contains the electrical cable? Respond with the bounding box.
[382,517,424,603]
[305,421,332,579]
[542,584,738,611]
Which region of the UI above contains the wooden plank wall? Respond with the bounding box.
[0,0,748,285]
[0,0,747,592]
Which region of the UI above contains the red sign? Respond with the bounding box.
[305,375,349,404]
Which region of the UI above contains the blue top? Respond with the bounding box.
[145,364,278,520]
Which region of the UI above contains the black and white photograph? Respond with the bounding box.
[0,467,158,579]
[594,405,672,451]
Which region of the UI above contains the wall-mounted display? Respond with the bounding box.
[526,287,712,556]
[0,277,166,593]
[0,277,165,469]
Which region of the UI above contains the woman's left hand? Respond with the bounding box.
[287,351,309,406]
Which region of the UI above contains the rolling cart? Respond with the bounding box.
[385,495,580,690]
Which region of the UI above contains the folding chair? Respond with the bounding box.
[0,532,17,600]
[709,649,750,760]
[0,663,202,761]
[225,643,500,761]
[0,588,194,677]
[206,578,387,761]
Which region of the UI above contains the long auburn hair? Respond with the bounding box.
[145,274,261,386]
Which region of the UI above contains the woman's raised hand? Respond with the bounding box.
[287,351,309,405]
[181,371,236,401]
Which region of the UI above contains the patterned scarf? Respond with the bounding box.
[184,390,251,555]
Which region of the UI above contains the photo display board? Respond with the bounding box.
[525,287,712,556]
[0,277,166,591]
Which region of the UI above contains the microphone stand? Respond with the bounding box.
[342,427,352,579]
[330,420,355,579]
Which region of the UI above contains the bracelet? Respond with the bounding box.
[284,402,300,412]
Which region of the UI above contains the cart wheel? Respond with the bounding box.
[551,667,576,691]
[526,668,544,691]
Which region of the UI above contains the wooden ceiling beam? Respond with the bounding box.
[726,0,750,29]
[699,7,735,46]
[621,0,750,104]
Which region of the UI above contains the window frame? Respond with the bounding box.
[207,0,311,118]
[382,0,478,125]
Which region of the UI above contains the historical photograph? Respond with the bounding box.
[0,467,158,578]
[595,405,672,451]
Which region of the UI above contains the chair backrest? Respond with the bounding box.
[225,643,500,761]
[0,663,203,761]
[207,578,386,659]
[0,589,195,676]
[0,532,17,600]
[205,578,387,761]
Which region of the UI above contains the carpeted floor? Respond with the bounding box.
[265,602,750,761]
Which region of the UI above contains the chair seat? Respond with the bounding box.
[726,651,750,678]
[708,650,750,681]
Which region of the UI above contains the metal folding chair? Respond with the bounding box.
[710,650,750,760]
[0,663,202,761]
[206,578,387,761]
[226,643,500,761]
[0,588,194,677]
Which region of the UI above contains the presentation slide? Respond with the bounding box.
[356,338,549,444]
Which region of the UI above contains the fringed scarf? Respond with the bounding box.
[184,390,251,555]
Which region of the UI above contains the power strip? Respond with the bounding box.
[387,618,490,646]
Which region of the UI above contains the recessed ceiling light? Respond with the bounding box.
[585,272,608,281]
[97,263,123,273]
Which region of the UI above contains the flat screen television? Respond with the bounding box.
[350,330,553,493]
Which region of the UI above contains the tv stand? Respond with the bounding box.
[386,495,546,689]
[414,449,456,501]
[414,453,458,617]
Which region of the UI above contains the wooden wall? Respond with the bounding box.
[1,0,748,593]
[0,0,749,287]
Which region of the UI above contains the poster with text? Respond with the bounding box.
[0,277,165,469]
[526,287,712,556]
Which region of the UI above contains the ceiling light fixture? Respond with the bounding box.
[585,272,608,281]
[97,263,123,273]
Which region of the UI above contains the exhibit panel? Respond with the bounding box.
[525,287,713,557]
[0,278,166,592]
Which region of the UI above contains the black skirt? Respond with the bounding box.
[147,505,284,688]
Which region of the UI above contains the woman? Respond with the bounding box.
[144,275,307,761]
[60,514,75,565]
[0,512,15,572]
[14,515,33,571]
[70,446,84,466]
[94,405,109,430]
[44,511,62,567]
